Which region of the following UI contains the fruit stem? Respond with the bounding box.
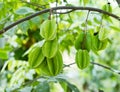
[81,10,90,49]
[84,10,90,33]
[49,9,53,20]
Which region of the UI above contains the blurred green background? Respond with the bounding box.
[0,0,120,92]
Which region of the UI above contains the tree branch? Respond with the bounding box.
[91,62,120,74]
[64,62,120,74]
[53,9,75,14]
[0,6,120,34]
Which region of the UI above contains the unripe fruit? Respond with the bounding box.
[37,51,63,76]
[92,33,108,51]
[75,31,92,51]
[47,51,63,76]
[40,19,57,40]
[75,49,90,69]
[28,46,45,68]
[42,38,58,58]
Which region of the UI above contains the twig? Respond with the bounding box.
[90,62,113,71]
[0,6,120,34]
[64,62,75,67]
[91,62,120,74]
[84,10,90,32]
[64,62,120,74]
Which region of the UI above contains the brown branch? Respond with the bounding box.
[0,6,120,34]
[53,9,75,14]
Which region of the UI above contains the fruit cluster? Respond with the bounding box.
[28,19,63,76]
[28,19,109,74]
[75,29,108,69]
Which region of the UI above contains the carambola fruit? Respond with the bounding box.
[75,49,90,69]
[40,19,57,40]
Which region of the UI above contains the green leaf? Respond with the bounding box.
[87,20,92,25]
[0,2,4,10]
[15,7,35,15]
[59,82,68,92]
[4,21,17,36]
[56,77,80,92]
[98,28,109,41]
[0,37,5,48]
[83,0,89,6]
[102,4,112,20]
[41,13,49,20]
[93,17,100,24]
[19,87,32,92]
[0,49,8,59]
[30,16,41,26]
[22,40,45,57]
[18,21,30,33]
[102,4,112,13]
[33,81,50,92]
[110,26,120,32]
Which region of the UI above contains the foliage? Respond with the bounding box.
[0,0,120,92]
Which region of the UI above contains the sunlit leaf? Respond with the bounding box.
[15,7,35,15]
[83,0,89,5]
[110,26,120,32]
[0,49,8,59]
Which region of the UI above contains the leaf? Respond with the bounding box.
[83,0,89,6]
[40,13,49,20]
[0,49,8,59]
[18,21,30,33]
[0,2,4,10]
[87,20,92,25]
[4,21,17,36]
[59,82,68,92]
[33,81,50,92]
[19,87,32,92]
[102,4,112,20]
[93,17,100,24]
[56,77,80,92]
[15,7,35,15]
[0,37,5,48]
[22,40,45,57]
[30,16,41,26]
[98,28,109,41]
[110,26,120,32]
